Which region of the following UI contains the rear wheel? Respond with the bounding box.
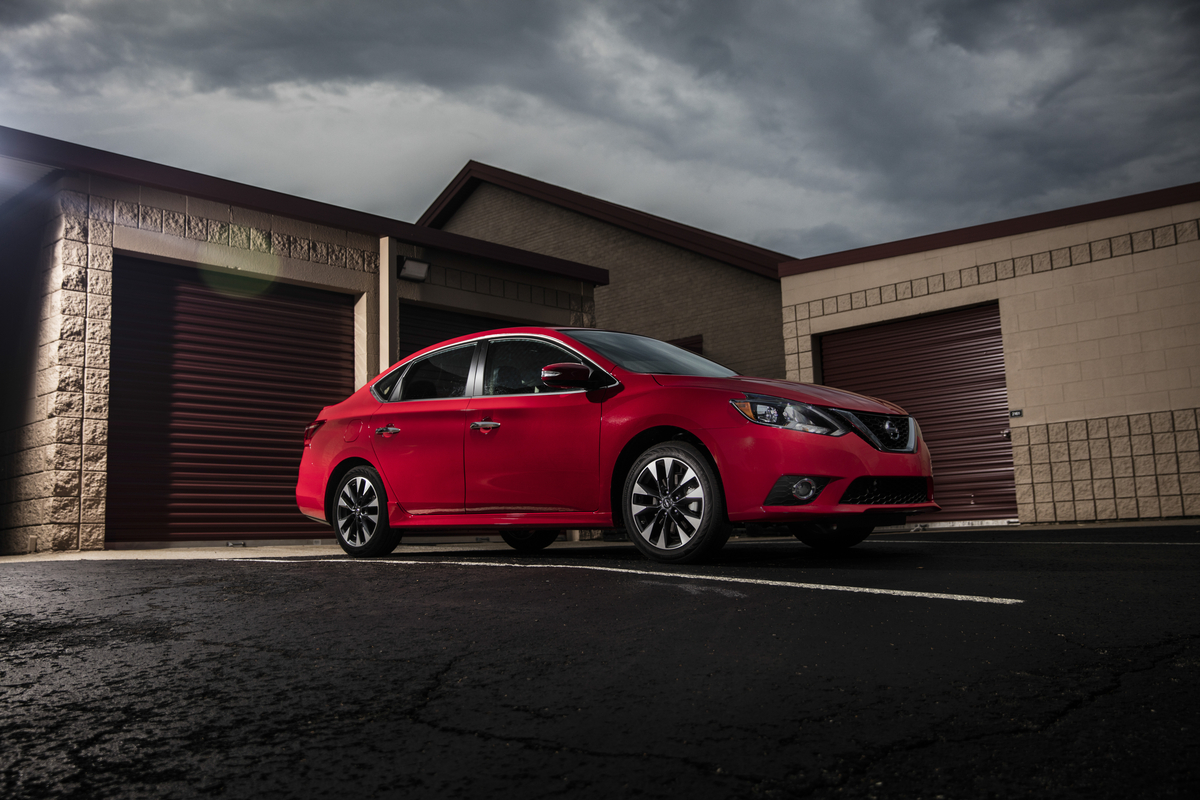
[500,529,560,552]
[623,442,730,564]
[792,521,872,552]
[333,466,401,557]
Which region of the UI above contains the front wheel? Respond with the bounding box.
[622,442,730,564]
[792,521,872,552]
[500,529,560,552]
[333,466,402,557]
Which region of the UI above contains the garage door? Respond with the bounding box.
[396,302,511,362]
[819,303,1017,521]
[106,257,356,541]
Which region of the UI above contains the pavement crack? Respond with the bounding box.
[763,633,1200,798]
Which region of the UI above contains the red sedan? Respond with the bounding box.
[296,328,938,563]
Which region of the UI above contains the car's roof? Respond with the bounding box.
[379,326,612,375]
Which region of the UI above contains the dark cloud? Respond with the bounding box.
[0,1,580,95]
[0,0,68,26]
[1,0,1197,257]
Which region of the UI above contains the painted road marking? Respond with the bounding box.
[247,558,1024,605]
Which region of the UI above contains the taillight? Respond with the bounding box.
[303,420,326,447]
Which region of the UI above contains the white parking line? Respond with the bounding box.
[246,558,1024,605]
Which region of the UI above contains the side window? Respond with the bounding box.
[373,367,404,401]
[399,344,475,401]
[484,339,582,396]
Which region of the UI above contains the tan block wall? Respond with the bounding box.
[780,199,1200,523]
[0,180,112,553]
[1011,409,1200,523]
[440,183,785,378]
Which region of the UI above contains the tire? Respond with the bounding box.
[622,442,730,564]
[500,529,560,552]
[333,466,401,557]
[792,521,872,552]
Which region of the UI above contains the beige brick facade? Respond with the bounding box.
[438,183,785,378]
[781,198,1200,523]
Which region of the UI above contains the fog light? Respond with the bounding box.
[764,475,829,506]
[792,478,819,501]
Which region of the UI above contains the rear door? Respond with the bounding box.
[368,343,476,515]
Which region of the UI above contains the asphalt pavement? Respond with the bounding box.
[2,524,1198,799]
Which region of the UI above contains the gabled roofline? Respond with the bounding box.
[0,126,608,286]
[779,181,1200,278]
[418,160,788,280]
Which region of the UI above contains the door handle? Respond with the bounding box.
[470,421,501,433]
[375,425,400,436]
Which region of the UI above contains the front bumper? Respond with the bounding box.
[705,423,939,523]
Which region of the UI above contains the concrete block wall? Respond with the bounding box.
[0,178,110,553]
[440,183,784,378]
[780,199,1200,523]
[1011,409,1200,523]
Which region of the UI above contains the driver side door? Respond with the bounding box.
[464,337,602,512]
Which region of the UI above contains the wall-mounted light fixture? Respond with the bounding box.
[398,257,430,282]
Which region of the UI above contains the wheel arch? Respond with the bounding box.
[609,426,727,526]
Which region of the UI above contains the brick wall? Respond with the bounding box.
[439,183,785,378]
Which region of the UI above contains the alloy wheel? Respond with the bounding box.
[629,456,705,550]
[336,475,379,547]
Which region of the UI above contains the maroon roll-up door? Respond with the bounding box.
[819,303,1017,521]
[395,301,510,362]
[106,257,356,541]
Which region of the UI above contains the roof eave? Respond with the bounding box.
[419,160,787,280]
[779,182,1200,278]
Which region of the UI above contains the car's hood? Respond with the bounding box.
[650,374,908,415]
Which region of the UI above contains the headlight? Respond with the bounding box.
[730,394,849,436]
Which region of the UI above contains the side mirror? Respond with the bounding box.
[540,362,594,389]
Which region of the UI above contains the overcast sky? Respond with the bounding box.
[2,0,1198,258]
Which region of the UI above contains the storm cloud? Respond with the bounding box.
[2,0,1197,257]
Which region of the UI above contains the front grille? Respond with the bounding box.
[851,411,912,451]
[839,477,929,505]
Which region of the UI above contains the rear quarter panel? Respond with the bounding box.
[295,391,382,522]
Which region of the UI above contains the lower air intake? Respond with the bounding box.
[840,477,929,505]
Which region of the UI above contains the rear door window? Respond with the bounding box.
[398,344,476,401]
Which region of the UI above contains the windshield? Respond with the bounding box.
[567,330,737,377]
